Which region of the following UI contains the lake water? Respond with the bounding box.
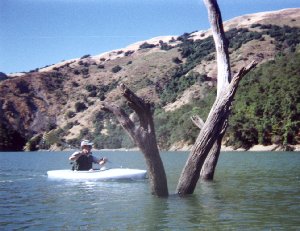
[0,151,299,230]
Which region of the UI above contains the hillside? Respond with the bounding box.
[0,8,299,151]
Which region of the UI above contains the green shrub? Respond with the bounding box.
[159,40,173,50]
[73,70,80,75]
[16,80,30,94]
[177,32,191,42]
[81,54,91,59]
[88,91,97,97]
[72,81,79,87]
[111,65,122,73]
[81,68,89,75]
[85,84,97,92]
[64,122,74,130]
[124,50,134,56]
[74,102,87,112]
[25,134,43,151]
[65,110,76,118]
[172,57,182,64]
[0,72,8,81]
[139,42,156,49]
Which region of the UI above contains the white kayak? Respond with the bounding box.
[47,168,147,181]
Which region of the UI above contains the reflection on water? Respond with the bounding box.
[0,151,299,230]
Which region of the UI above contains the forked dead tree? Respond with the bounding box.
[101,84,168,197]
[100,0,257,197]
[176,0,257,194]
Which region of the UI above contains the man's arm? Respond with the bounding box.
[93,156,107,165]
[99,157,107,165]
[69,151,82,161]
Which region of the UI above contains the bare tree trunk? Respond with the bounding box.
[176,61,257,195]
[101,84,168,197]
[177,0,255,186]
[204,0,231,95]
[198,0,231,180]
[199,137,222,180]
[191,116,226,181]
[200,120,227,180]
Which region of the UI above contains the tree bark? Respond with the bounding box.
[101,83,168,197]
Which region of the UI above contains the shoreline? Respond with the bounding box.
[42,144,300,152]
[223,144,300,152]
[100,144,300,152]
[169,144,300,152]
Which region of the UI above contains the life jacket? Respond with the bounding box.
[73,154,94,171]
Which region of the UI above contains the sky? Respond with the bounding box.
[0,0,300,74]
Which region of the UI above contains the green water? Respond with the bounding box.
[0,151,299,230]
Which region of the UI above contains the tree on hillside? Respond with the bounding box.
[100,0,257,197]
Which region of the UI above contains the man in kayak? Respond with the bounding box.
[69,140,107,171]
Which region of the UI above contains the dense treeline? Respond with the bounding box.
[226,52,300,149]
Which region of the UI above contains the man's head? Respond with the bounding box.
[81,140,93,153]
